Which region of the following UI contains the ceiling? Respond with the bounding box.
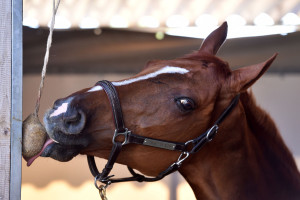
[23,0,300,74]
[23,26,300,74]
[24,0,300,30]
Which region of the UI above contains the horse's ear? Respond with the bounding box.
[199,22,228,55]
[228,54,278,93]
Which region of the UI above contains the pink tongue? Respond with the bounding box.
[26,138,55,167]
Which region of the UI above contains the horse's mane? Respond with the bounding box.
[240,91,300,186]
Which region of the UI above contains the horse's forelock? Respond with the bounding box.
[182,52,231,77]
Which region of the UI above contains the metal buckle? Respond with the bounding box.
[112,128,131,146]
[176,152,190,166]
[206,125,219,141]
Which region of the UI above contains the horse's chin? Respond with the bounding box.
[40,142,81,162]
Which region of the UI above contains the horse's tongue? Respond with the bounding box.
[26,138,55,167]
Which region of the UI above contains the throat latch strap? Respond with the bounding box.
[189,94,240,153]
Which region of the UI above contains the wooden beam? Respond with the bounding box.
[0,0,12,199]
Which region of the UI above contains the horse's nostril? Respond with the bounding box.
[63,110,86,134]
[64,113,81,124]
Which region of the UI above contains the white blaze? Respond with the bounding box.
[87,66,189,92]
[49,102,69,118]
[87,85,103,92]
[112,66,189,86]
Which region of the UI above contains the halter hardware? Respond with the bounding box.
[206,124,219,141]
[112,128,130,145]
[176,152,190,166]
[87,80,240,192]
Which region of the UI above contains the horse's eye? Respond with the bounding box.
[175,97,196,112]
[202,61,209,67]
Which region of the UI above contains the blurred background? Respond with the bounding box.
[22,0,300,199]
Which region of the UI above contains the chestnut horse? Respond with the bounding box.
[39,22,300,199]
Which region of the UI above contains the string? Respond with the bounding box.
[34,0,61,117]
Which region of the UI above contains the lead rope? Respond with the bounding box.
[95,180,109,200]
[34,0,61,117]
[99,186,108,200]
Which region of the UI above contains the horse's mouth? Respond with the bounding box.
[26,110,90,166]
[26,137,81,166]
[40,139,82,162]
[26,128,87,166]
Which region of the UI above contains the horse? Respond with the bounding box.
[36,22,300,199]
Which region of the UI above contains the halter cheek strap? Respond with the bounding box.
[87,80,240,187]
[87,80,125,183]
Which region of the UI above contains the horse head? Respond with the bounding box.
[41,22,277,178]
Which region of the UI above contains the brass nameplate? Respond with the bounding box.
[143,138,176,150]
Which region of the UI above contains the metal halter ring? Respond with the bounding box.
[206,125,219,141]
[94,174,112,190]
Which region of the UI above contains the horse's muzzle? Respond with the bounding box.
[44,97,87,136]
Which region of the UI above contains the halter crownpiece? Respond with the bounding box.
[87,80,240,190]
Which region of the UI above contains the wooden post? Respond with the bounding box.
[0,0,13,199]
[0,0,22,199]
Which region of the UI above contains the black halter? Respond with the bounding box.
[87,80,240,188]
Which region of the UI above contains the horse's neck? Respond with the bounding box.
[179,92,300,200]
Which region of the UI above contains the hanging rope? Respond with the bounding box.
[34,0,61,117]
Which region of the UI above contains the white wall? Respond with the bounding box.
[252,75,300,155]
